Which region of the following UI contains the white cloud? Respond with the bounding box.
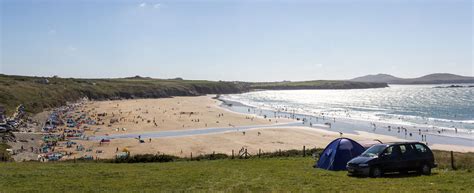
[153,3,161,8]
[315,63,323,68]
[139,2,147,7]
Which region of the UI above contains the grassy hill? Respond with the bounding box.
[0,74,388,116]
[1,157,472,192]
[0,74,248,115]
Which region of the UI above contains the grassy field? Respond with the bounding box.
[1,157,473,192]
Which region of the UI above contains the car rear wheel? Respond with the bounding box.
[420,164,431,175]
[370,167,383,178]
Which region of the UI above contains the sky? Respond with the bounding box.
[0,0,472,81]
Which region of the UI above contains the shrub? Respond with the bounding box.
[112,154,179,163]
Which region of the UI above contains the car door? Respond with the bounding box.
[400,144,417,171]
[381,145,402,172]
[414,143,430,167]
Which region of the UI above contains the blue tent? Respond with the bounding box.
[316,138,365,171]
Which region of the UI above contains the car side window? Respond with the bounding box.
[400,145,406,154]
[383,145,401,158]
[401,144,416,157]
[391,145,402,158]
[383,146,393,156]
[385,146,393,155]
[415,144,427,153]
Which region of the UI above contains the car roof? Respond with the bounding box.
[382,141,423,145]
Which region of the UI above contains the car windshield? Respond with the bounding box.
[360,145,388,157]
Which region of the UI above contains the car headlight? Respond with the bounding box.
[359,163,369,167]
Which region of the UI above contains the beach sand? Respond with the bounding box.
[50,96,473,160]
[81,96,290,136]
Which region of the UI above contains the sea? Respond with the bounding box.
[221,84,474,147]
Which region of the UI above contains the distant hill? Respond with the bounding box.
[351,73,474,84]
[351,74,403,83]
[250,80,387,90]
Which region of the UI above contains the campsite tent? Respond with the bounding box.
[316,138,365,171]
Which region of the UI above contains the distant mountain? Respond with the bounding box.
[351,74,403,83]
[351,73,474,84]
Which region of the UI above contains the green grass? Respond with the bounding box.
[0,157,473,192]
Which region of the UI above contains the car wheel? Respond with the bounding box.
[370,167,383,178]
[420,164,431,175]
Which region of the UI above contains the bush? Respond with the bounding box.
[256,148,323,158]
[112,154,179,163]
[0,143,12,162]
[193,153,228,161]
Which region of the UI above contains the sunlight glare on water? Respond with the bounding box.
[223,85,474,131]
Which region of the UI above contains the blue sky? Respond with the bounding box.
[0,0,472,81]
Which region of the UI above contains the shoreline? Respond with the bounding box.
[220,94,474,135]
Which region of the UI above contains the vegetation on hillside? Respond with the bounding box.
[0,74,247,115]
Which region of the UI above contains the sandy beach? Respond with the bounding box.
[28,95,468,161]
[81,96,290,136]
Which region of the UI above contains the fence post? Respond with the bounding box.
[303,146,306,157]
[190,152,193,161]
[258,149,261,158]
[244,149,248,159]
[232,150,234,159]
[451,151,456,170]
